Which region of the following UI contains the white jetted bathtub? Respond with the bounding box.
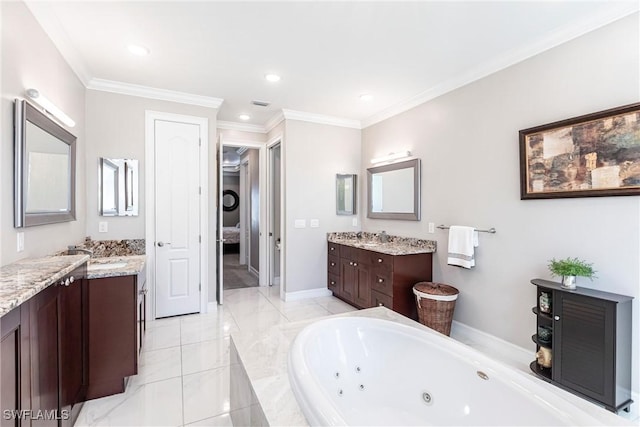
[288,316,620,426]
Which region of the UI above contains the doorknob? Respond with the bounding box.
[157,241,171,247]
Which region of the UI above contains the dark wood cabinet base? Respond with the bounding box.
[328,242,432,319]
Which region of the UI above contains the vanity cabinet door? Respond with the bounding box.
[1,306,30,427]
[340,259,356,301]
[353,264,371,308]
[29,284,61,427]
[59,275,87,420]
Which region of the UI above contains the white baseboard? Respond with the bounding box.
[249,266,259,278]
[450,320,533,374]
[284,288,332,301]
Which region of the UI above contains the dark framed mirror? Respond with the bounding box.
[222,189,239,211]
[14,99,76,227]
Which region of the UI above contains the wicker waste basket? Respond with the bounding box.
[413,282,459,336]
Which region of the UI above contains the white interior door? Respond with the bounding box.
[155,119,201,318]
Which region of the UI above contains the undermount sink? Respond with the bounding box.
[87,262,127,271]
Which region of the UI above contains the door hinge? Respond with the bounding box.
[199,235,202,243]
[199,138,202,147]
[199,283,201,291]
[199,186,202,195]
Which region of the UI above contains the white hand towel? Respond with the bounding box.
[447,226,479,269]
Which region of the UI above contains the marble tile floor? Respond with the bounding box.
[74,285,357,427]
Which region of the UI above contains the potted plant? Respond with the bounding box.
[548,257,596,290]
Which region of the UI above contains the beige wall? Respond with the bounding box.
[284,120,361,294]
[1,1,87,266]
[361,14,640,396]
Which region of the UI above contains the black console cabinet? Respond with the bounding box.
[530,279,633,413]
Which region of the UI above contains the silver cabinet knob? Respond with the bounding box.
[69,276,75,283]
[330,281,336,285]
[377,258,383,263]
[353,262,358,267]
[554,315,560,321]
[64,278,71,287]
[349,261,353,266]
[378,278,384,283]
[330,247,335,251]
[378,302,384,307]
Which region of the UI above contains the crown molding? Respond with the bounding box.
[282,109,361,129]
[87,78,224,109]
[265,111,285,133]
[362,5,639,128]
[217,121,267,134]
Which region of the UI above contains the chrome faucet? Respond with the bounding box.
[356,231,363,239]
[68,245,93,256]
[379,231,389,243]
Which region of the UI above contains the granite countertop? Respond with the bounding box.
[86,255,146,279]
[0,255,89,317]
[328,231,436,255]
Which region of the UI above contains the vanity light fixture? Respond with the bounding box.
[25,88,76,128]
[370,151,412,164]
[128,44,151,56]
[265,73,281,82]
[238,114,251,121]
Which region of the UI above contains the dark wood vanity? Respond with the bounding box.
[328,241,432,319]
[86,271,146,400]
[1,257,146,426]
[1,263,87,427]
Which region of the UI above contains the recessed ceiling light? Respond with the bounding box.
[265,73,281,82]
[360,93,373,102]
[238,114,251,121]
[128,44,150,56]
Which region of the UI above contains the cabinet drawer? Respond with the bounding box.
[371,290,393,309]
[328,255,340,275]
[370,252,394,270]
[371,268,393,296]
[328,242,341,257]
[328,274,340,292]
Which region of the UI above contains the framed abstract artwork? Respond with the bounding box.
[520,103,640,199]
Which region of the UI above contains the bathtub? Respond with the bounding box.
[288,316,618,426]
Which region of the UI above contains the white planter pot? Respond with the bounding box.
[561,275,577,290]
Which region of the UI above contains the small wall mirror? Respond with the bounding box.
[367,159,420,220]
[99,158,139,216]
[336,174,357,215]
[14,99,76,227]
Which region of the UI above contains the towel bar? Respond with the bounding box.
[437,225,496,234]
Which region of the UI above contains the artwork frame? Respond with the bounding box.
[519,103,640,200]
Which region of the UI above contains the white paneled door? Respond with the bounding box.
[155,119,201,318]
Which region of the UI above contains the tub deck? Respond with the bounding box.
[229,307,631,426]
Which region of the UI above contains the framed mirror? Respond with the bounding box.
[367,159,420,220]
[14,99,76,227]
[336,174,357,215]
[99,158,139,216]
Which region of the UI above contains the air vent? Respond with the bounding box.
[251,100,270,107]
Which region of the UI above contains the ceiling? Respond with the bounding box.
[25,1,638,129]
